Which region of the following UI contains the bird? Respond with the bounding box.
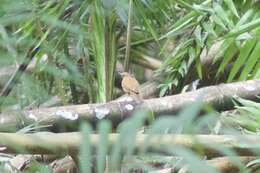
[120,72,140,96]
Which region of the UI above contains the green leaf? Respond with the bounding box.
[224,0,239,18]
[202,22,217,38]
[159,12,198,40]
[194,26,203,48]
[254,68,260,79]
[216,38,237,75]
[102,0,117,10]
[134,0,158,41]
[79,123,93,173]
[159,85,168,97]
[239,40,260,80]
[211,14,228,31]
[227,37,258,82]
[236,9,254,26]
[97,121,112,173]
[223,17,260,39]
[213,2,234,29]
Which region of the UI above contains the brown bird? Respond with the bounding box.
[120,72,140,96]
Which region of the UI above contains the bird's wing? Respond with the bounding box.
[130,79,140,94]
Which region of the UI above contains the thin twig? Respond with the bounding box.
[123,0,133,72]
[104,17,111,101]
[0,46,39,107]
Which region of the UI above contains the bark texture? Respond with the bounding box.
[0,79,259,131]
[0,133,260,158]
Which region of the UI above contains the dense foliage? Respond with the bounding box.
[0,0,259,172]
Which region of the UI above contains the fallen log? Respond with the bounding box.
[0,133,260,158]
[0,79,259,132]
[178,156,257,173]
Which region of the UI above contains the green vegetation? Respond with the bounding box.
[0,0,259,172]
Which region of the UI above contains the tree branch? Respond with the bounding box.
[0,79,259,131]
[132,50,162,70]
[0,133,260,158]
